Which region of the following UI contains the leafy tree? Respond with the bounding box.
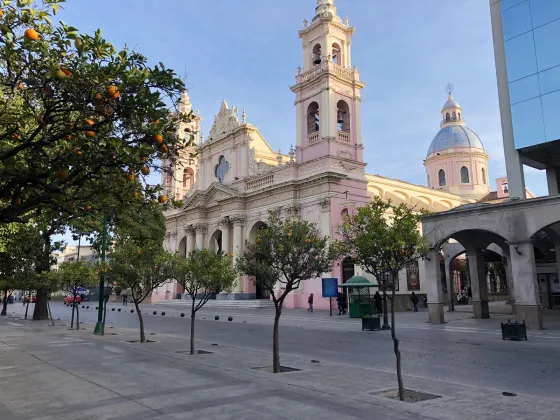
[110,243,178,342]
[52,260,97,329]
[0,221,43,316]
[0,0,195,224]
[237,211,336,373]
[177,249,237,355]
[338,197,429,401]
[108,202,175,342]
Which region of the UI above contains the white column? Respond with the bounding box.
[185,226,195,255]
[220,220,231,255]
[466,250,489,319]
[546,167,559,195]
[509,242,543,329]
[240,141,248,178]
[194,224,207,251]
[444,258,454,311]
[425,249,444,324]
[232,216,245,294]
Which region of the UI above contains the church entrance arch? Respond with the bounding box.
[249,221,270,299]
[208,230,222,254]
[177,236,187,258]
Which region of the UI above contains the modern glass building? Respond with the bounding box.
[490,0,560,198]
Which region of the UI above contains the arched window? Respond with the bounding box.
[307,102,320,134]
[332,43,341,65]
[341,208,349,219]
[445,113,451,122]
[452,111,456,120]
[182,167,194,195]
[312,44,322,66]
[438,169,446,187]
[336,100,350,133]
[461,166,470,183]
[481,168,486,185]
[458,112,461,120]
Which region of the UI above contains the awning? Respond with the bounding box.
[339,275,378,288]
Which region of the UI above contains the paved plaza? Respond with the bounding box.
[0,302,559,419]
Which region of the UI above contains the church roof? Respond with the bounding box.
[427,125,485,157]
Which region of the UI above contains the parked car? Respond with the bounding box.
[64,295,81,305]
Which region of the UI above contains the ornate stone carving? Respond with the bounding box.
[285,204,300,217]
[299,161,328,175]
[336,150,355,159]
[319,198,330,210]
[218,217,231,228]
[185,225,195,234]
[249,148,275,176]
[193,223,207,233]
[276,169,293,181]
[336,161,361,172]
[208,100,242,142]
[230,215,246,226]
[170,230,178,238]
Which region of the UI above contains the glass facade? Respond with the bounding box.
[501,0,560,149]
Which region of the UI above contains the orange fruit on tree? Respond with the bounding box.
[141,166,150,175]
[11,133,20,140]
[139,154,147,162]
[56,169,69,181]
[159,144,168,153]
[0,10,3,18]
[65,135,72,141]
[137,249,142,255]
[94,93,103,101]
[127,174,135,181]
[287,233,292,237]
[85,119,95,126]
[85,205,92,211]
[54,69,67,81]
[306,239,311,244]
[133,191,139,198]
[85,131,95,137]
[107,85,119,99]
[158,195,167,204]
[17,83,24,90]
[24,28,39,41]
[61,68,71,77]
[153,134,163,144]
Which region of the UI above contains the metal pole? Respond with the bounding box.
[329,297,332,317]
[93,214,107,335]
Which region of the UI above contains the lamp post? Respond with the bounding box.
[93,214,108,336]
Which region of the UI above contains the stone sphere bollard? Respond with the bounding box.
[117,308,121,312]
[82,305,85,308]
[153,311,157,315]
[180,313,185,318]
[131,309,134,313]
[215,315,219,321]
[95,307,98,310]
[161,312,166,316]
[228,316,233,321]
[111,308,115,311]
[86,306,89,309]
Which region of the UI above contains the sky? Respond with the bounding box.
[55,0,547,244]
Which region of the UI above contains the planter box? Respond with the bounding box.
[501,320,527,341]
[362,316,380,331]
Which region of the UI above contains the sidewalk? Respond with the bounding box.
[0,316,558,419]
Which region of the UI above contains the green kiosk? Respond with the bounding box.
[340,275,378,318]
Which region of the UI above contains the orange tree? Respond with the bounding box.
[0,0,194,224]
[236,211,337,373]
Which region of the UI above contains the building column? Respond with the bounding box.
[231,215,245,294]
[425,249,444,324]
[466,249,489,319]
[546,167,559,196]
[509,242,543,329]
[194,223,207,251]
[219,218,232,256]
[185,226,195,255]
[504,255,516,313]
[444,258,454,312]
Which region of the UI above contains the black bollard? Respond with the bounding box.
[95,307,98,310]
[153,311,157,315]
[111,308,115,311]
[86,306,89,309]
[117,308,121,312]
[131,309,134,313]
[228,316,233,321]
[82,305,85,309]
[215,315,219,321]
[180,313,185,318]
[161,312,165,316]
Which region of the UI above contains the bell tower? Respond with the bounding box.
[291,0,365,167]
[162,91,201,200]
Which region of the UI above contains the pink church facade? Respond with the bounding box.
[155,0,476,309]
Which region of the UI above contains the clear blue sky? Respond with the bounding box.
[56,0,546,244]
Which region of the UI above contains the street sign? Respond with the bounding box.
[322,278,338,298]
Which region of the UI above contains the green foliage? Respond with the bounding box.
[337,197,430,284]
[237,211,336,305]
[177,249,237,311]
[0,1,195,223]
[51,260,97,294]
[0,221,44,292]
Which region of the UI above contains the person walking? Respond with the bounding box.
[374,291,382,315]
[122,292,128,306]
[410,292,419,312]
[307,293,314,313]
[336,292,346,315]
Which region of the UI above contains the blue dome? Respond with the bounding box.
[427,125,484,157]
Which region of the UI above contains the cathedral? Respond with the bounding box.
[155,0,495,309]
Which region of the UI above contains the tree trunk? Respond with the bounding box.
[47,299,55,326]
[102,297,108,336]
[1,288,7,316]
[272,302,283,373]
[76,303,80,330]
[70,301,75,329]
[390,287,405,401]
[33,231,52,321]
[134,300,145,343]
[190,310,196,355]
[24,300,30,320]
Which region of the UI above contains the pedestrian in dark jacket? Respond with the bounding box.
[307,293,314,313]
[336,292,346,315]
[410,292,419,312]
[374,291,382,315]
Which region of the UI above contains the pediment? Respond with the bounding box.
[183,182,242,209]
